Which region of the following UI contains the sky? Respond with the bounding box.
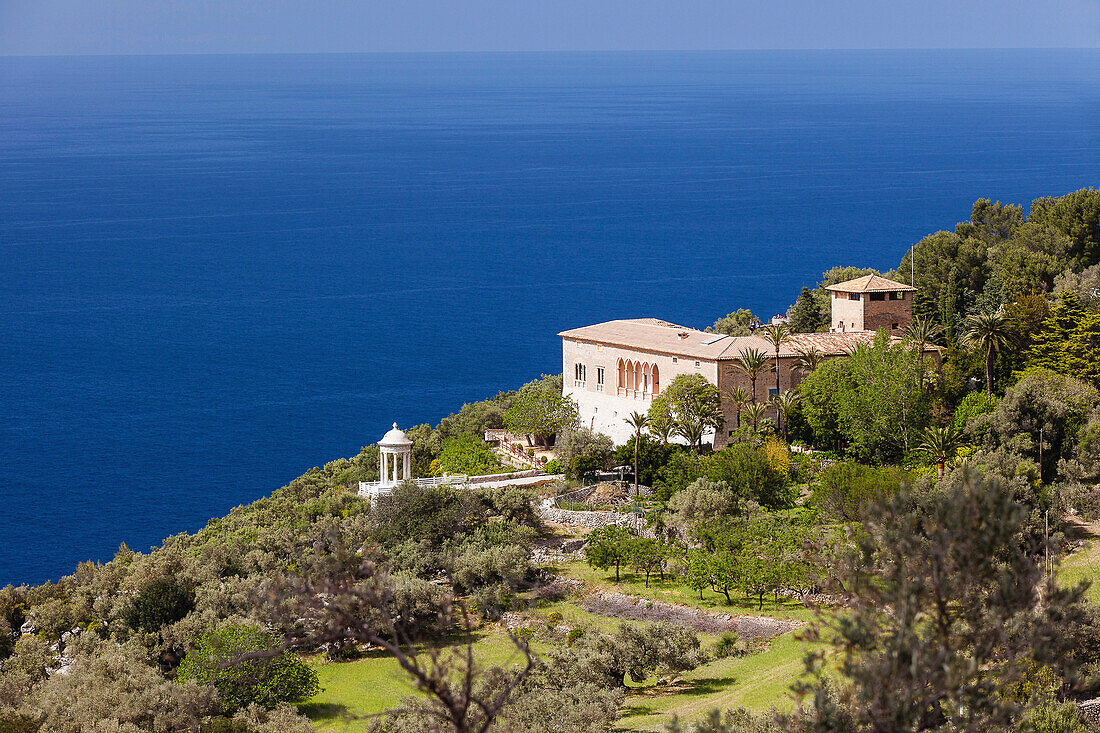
[1,0,1099,55]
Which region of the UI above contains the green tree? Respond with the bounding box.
[554,427,614,479]
[961,308,1017,394]
[122,576,195,634]
[648,374,722,451]
[1025,290,1100,387]
[799,470,1097,731]
[896,227,988,331]
[792,346,824,376]
[812,462,914,522]
[722,385,751,430]
[733,348,770,405]
[796,360,846,450]
[667,477,736,526]
[916,424,965,478]
[787,286,826,333]
[628,538,664,588]
[989,222,1073,299]
[624,411,650,496]
[584,526,635,583]
[706,308,759,336]
[504,375,578,447]
[904,314,943,379]
[708,445,792,509]
[176,626,320,713]
[741,401,767,432]
[435,434,505,476]
[771,390,800,441]
[1027,186,1100,269]
[759,323,791,399]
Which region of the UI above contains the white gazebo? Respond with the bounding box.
[378,422,413,487]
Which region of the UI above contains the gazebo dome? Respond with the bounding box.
[379,423,412,448]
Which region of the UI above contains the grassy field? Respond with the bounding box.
[1059,521,1100,604]
[617,631,817,732]
[302,630,544,732]
[300,559,828,731]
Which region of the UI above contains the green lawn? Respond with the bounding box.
[1059,521,1100,604]
[301,630,542,732]
[616,632,819,732]
[302,561,830,731]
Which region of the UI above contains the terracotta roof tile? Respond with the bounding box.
[558,319,933,360]
[825,274,916,293]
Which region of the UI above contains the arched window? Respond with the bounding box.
[632,361,642,391]
[626,361,636,392]
[651,364,660,395]
[642,363,651,393]
[617,359,626,389]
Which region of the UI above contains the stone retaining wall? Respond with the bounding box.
[538,505,645,531]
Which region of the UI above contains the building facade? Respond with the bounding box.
[559,275,930,448]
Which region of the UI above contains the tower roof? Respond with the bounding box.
[825,274,916,293]
[379,423,412,448]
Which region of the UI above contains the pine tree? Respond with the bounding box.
[1026,290,1100,386]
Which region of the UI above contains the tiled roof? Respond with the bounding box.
[558,319,924,360]
[825,274,916,293]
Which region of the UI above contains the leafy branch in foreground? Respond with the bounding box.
[258,535,536,733]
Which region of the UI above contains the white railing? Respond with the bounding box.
[358,474,468,498]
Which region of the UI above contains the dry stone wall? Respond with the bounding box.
[538,503,646,532]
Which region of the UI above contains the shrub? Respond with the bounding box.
[952,390,999,431]
[122,577,196,634]
[812,462,914,522]
[544,459,561,474]
[0,713,40,733]
[713,631,742,659]
[175,626,319,713]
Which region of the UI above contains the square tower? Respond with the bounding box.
[826,275,916,334]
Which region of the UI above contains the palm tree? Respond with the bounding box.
[648,418,673,446]
[734,347,770,405]
[771,390,801,442]
[793,346,824,376]
[722,386,751,429]
[917,424,965,478]
[904,315,943,376]
[960,309,1015,394]
[742,401,768,432]
[674,418,704,451]
[759,323,792,398]
[623,411,649,497]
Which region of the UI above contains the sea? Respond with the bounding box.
[1,50,1098,584]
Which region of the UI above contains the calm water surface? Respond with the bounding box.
[1,50,1098,583]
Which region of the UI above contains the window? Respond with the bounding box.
[694,361,700,367]
[849,293,861,301]
[596,366,604,391]
[574,363,586,385]
[672,357,678,363]
[891,322,900,330]
[869,292,885,301]
[891,291,906,300]
[768,387,778,397]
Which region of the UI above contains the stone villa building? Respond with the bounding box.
[559,274,931,448]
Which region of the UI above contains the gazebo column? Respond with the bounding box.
[380,452,389,486]
[404,453,411,481]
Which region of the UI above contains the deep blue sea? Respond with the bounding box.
[1,50,1099,584]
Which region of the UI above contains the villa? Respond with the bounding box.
[559,275,935,448]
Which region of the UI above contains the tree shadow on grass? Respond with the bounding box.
[299,702,358,723]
